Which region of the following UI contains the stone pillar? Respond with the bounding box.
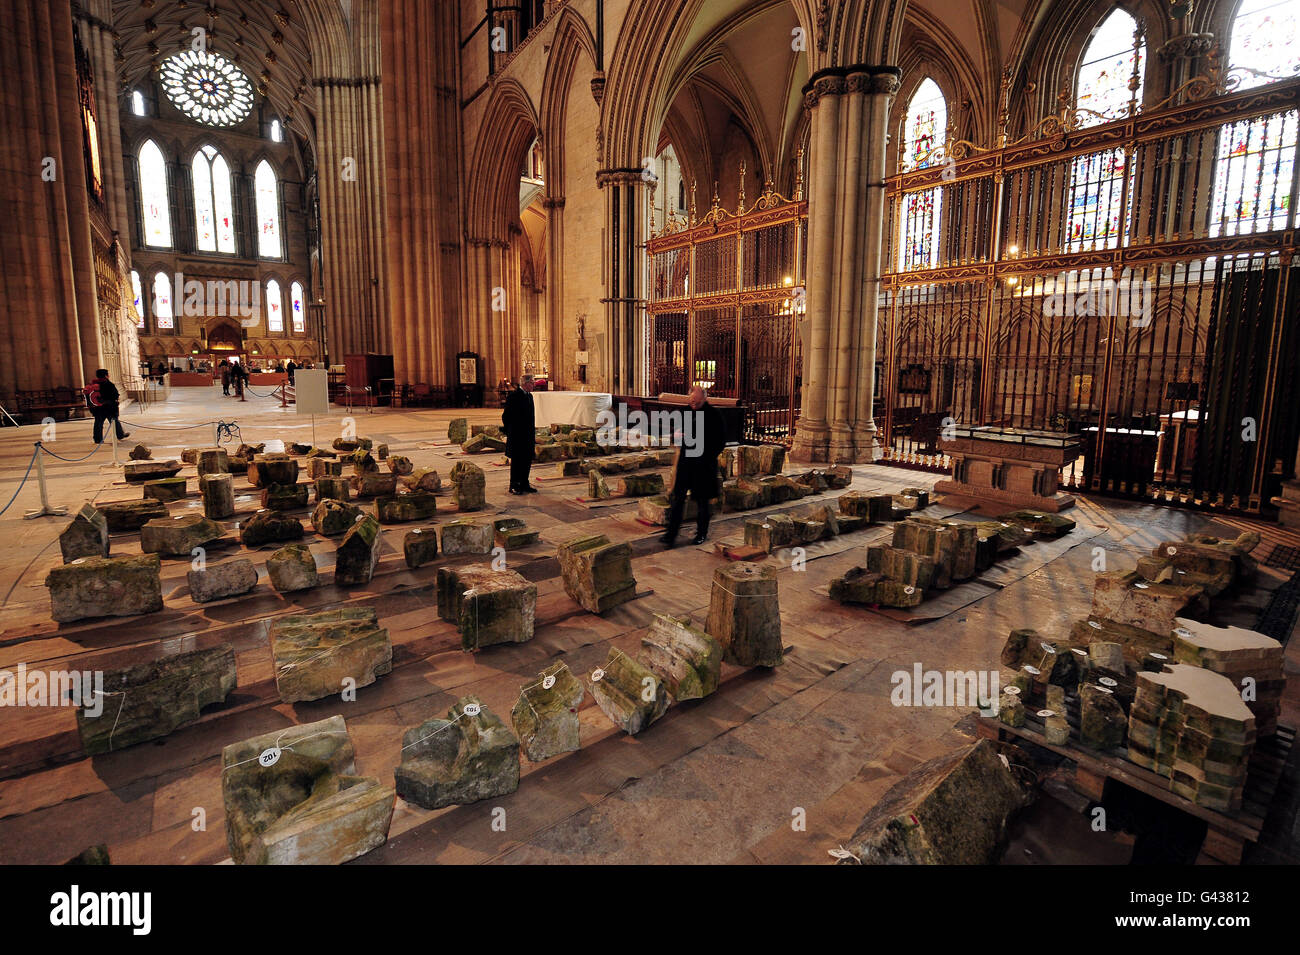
[598,169,648,395]
[791,66,899,464]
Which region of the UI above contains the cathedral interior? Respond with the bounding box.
[0,0,1298,882]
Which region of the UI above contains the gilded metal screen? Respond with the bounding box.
[882,72,1300,515]
[647,173,807,442]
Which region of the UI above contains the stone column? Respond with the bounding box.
[598,169,648,395]
[791,66,898,464]
[543,195,566,385]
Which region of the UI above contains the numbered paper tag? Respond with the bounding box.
[1023,665,1041,676]
[1167,546,1178,555]
[1088,621,1103,630]
[462,702,481,717]
[259,747,281,768]
[591,668,605,682]
[1134,582,1149,590]
[1174,627,1192,638]
[1004,686,1021,696]
[1099,677,1118,687]
[828,848,856,860]
[1037,709,1056,718]
[542,675,556,690]
[904,585,916,595]
[1041,642,1058,654]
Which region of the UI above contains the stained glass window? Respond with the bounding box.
[266,279,283,332]
[153,272,173,330]
[897,79,946,271]
[1075,9,1144,127]
[1227,0,1299,90]
[138,140,172,248]
[290,281,305,333]
[160,50,254,127]
[903,78,947,171]
[131,270,143,329]
[1209,0,1299,235]
[255,160,282,258]
[1067,147,1131,250]
[192,145,236,253]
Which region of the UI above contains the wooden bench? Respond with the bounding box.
[14,388,86,425]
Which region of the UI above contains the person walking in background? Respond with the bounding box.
[286,358,297,385]
[502,375,538,495]
[85,369,129,445]
[662,385,727,547]
[220,359,231,395]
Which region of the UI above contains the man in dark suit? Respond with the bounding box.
[502,376,537,494]
[663,386,727,547]
[87,368,129,445]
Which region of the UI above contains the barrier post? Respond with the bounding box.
[23,442,68,519]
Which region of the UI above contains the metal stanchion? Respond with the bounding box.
[24,442,68,519]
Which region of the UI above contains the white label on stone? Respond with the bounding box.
[1023,665,1041,676]
[1150,652,1167,660]
[1095,685,1113,694]
[1037,709,1055,718]
[1099,677,1118,687]
[259,747,281,767]
[542,675,556,690]
[1168,546,1177,555]
[1134,582,1149,590]
[355,514,365,522]
[1175,628,1192,638]
[1004,686,1020,696]
[1088,621,1103,630]
[591,668,605,682]
[412,529,422,534]
[462,702,481,717]
[904,585,915,595]
[1041,643,1057,654]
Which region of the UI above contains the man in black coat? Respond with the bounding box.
[501,376,537,494]
[87,368,129,445]
[663,385,727,547]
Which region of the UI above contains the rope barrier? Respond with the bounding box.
[0,448,39,517]
[38,441,103,463]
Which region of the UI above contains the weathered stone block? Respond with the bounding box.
[402,467,441,493]
[350,450,379,475]
[141,514,225,556]
[78,645,235,754]
[387,454,413,476]
[493,517,539,549]
[123,459,182,483]
[332,437,371,452]
[449,461,486,511]
[865,544,937,591]
[829,567,923,608]
[60,503,108,562]
[199,473,235,520]
[557,534,637,613]
[223,715,394,865]
[512,662,584,761]
[310,498,362,537]
[637,494,694,525]
[375,492,437,524]
[189,558,257,602]
[196,448,228,477]
[314,477,351,503]
[395,697,520,809]
[435,564,536,650]
[240,510,305,546]
[589,649,669,735]
[46,553,162,621]
[447,418,468,444]
[247,454,299,488]
[335,515,381,586]
[839,739,1029,864]
[706,563,782,667]
[999,510,1076,538]
[267,543,320,593]
[143,476,188,502]
[439,518,493,555]
[462,432,507,454]
[262,482,309,511]
[640,614,722,702]
[744,513,798,552]
[307,456,344,480]
[403,527,438,568]
[1090,571,1207,637]
[617,473,665,497]
[98,499,169,532]
[587,469,611,499]
[349,472,398,498]
[270,607,391,702]
[1079,683,1127,750]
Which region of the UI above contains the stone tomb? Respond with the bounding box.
[270,608,392,703]
[222,715,395,865]
[77,644,236,754]
[394,697,520,810]
[933,426,1080,512]
[511,662,585,761]
[435,564,536,650]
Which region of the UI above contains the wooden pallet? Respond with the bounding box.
[977,701,1294,864]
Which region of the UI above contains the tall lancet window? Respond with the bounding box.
[153,272,174,330]
[1210,0,1299,236]
[131,270,144,329]
[192,145,236,253]
[266,279,283,332]
[255,160,282,258]
[897,79,947,271]
[290,281,305,333]
[139,140,172,248]
[1067,10,1145,250]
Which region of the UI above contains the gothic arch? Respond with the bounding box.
[466,78,540,243]
[538,7,599,195]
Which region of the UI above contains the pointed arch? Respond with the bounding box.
[254,159,282,258]
[192,144,236,253]
[1074,7,1145,127]
[466,78,539,243]
[138,139,172,248]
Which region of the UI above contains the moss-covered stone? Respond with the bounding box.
[143,476,188,502]
[261,482,309,511]
[267,543,319,593]
[557,534,636,614]
[140,514,225,556]
[394,697,520,809]
[60,503,108,562]
[335,514,381,586]
[375,492,437,524]
[270,608,391,702]
[640,613,722,702]
[403,527,438,568]
[240,511,305,547]
[511,663,584,761]
[435,564,536,650]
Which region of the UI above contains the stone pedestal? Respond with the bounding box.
[706,563,782,667]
